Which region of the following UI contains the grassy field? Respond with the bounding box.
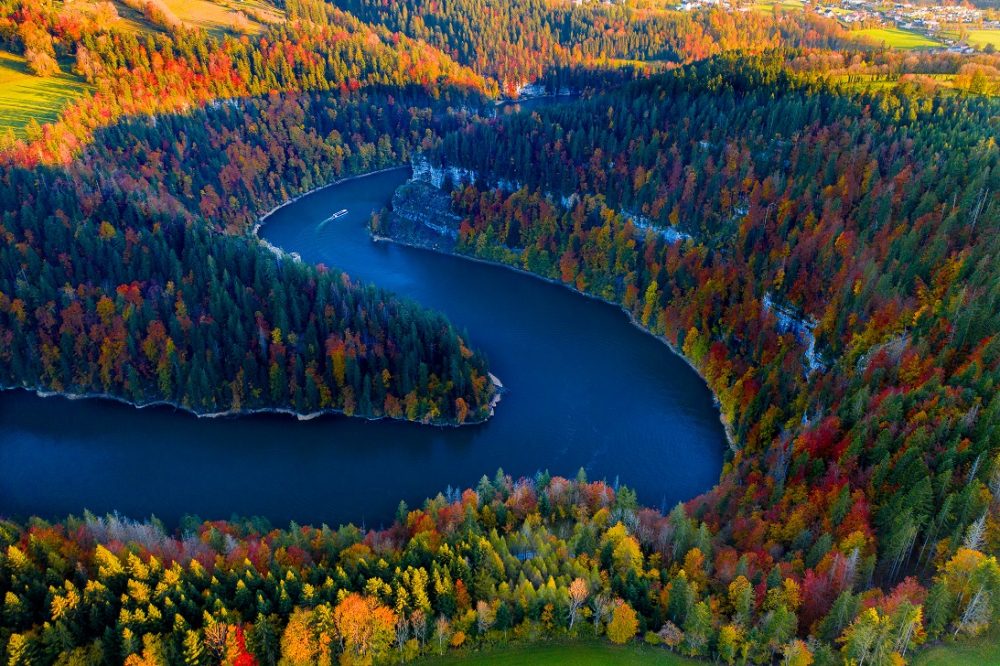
[854,27,942,50]
[421,641,700,665]
[834,72,957,92]
[159,0,282,36]
[964,29,1000,51]
[0,0,283,137]
[77,0,284,37]
[0,50,92,139]
[417,635,1000,665]
[912,628,1000,666]
[754,0,805,13]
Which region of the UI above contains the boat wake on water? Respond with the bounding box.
[318,208,349,228]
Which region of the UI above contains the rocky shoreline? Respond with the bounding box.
[7,379,502,428]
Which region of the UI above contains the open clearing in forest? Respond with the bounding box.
[912,628,1000,665]
[102,0,281,36]
[158,0,282,35]
[835,72,956,91]
[854,27,942,49]
[0,50,91,139]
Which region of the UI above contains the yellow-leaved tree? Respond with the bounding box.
[279,608,320,665]
[607,600,639,645]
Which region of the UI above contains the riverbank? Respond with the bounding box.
[0,164,501,429]
[6,167,723,526]
[488,372,504,416]
[3,382,500,428]
[253,165,411,231]
[373,212,738,453]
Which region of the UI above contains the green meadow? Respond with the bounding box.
[912,628,1000,666]
[855,27,942,49]
[964,29,1000,51]
[421,633,1000,665]
[0,50,92,139]
[422,641,700,665]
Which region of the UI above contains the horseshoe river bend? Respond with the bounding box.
[0,167,726,527]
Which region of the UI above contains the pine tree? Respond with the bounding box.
[183,630,205,666]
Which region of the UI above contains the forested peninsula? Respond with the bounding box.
[2,0,1000,664]
[0,2,502,425]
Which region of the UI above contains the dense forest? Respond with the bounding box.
[418,42,1000,590]
[2,469,998,664]
[386,51,1000,661]
[0,95,498,422]
[1,0,1000,663]
[0,0,500,423]
[339,0,854,92]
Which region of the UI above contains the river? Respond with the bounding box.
[0,167,725,527]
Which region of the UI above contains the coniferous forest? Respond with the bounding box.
[1,0,999,664]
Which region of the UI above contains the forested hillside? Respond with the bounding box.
[340,0,850,91]
[0,89,498,422]
[2,467,998,664]
[0,0,500,423]
[413,45,1000,618]
[1,0,999,664]
[0,0,493,164]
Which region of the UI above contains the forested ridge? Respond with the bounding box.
[1,0,1000,663]
[0,0,500,423]
[339,0,851,92]
[0,90,498,423]
[0,0,494,164]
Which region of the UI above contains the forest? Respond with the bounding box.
[338,0,851,92]
[1,0,999,663]
[0,0,499,423]
[2,468,998,664]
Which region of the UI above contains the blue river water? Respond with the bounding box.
[0,167,725,527]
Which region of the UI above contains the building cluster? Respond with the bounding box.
[671,0,999,51]
[676,0,733,10]
[829,1,989,28]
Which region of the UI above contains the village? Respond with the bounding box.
[673,0,1000,52]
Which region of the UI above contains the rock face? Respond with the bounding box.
[762,293,826,374]
[373,179,462,251]
[409,154,696,246]
[411,154,479,190]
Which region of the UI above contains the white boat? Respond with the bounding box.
[318,209,348,228]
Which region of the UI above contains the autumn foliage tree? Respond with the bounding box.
[333,594,397,665]
[607,601,639,645]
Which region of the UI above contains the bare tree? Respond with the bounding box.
[410,609,427,647]
[963,513,987,552]
[203,623,228,662]
[568,578,588,629]
[956,586,989,637]
[476,600,496,635]
[395,615,409,653]
[591,593,614,633]
[434,615,451,654]
[989,454,1000,504]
